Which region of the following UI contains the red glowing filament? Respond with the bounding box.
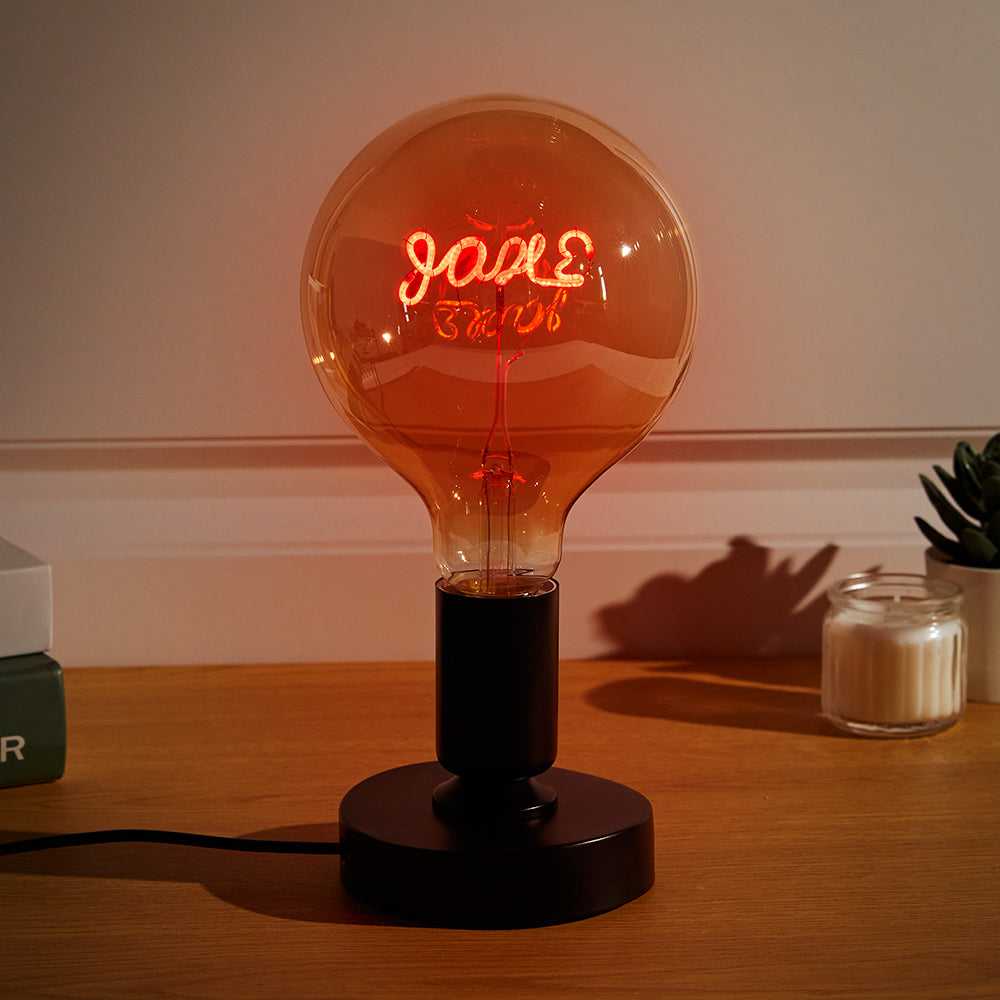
[399,229,595,306]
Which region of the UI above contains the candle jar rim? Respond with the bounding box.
[827,571,964,621]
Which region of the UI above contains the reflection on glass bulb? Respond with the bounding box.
[301,95,696,597]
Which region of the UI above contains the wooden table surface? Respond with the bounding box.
[2,658,998,999]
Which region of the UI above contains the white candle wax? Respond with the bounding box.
[822,617,965,726]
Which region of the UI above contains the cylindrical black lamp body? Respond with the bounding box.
[435,579,558,783]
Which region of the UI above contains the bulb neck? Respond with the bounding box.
[434,578,559,823]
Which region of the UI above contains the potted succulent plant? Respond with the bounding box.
[917,432,1000,701]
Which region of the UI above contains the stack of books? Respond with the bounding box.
[0,538,66,787]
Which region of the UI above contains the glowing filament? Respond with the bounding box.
[399,229,595,306]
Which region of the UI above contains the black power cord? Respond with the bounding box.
[0,829,341,857]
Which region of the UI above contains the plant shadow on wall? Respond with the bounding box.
[589,537,856,736]
[601,536,837,660]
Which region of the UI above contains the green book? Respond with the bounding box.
[0,652,66,788]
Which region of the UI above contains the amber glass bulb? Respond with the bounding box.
[302,96,696,596]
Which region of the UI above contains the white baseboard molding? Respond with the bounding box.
[0,428,988,666]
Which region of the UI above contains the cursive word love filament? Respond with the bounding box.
[398,229,595,306]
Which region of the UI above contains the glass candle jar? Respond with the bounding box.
[822,573,967,738]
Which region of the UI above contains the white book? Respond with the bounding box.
[0,538,53,658]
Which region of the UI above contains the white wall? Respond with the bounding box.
[1,2,997,665]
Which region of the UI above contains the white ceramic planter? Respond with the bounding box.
[925,548,1000,702]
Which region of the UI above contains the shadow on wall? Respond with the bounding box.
[598,537,843,659]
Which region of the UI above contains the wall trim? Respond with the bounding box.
[1,426,993,472]
[4,426,983,665]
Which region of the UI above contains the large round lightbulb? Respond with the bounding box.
[302,95,696,596]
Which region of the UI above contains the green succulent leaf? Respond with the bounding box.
[984,431,1000,462]
[915,517,963,560]
[984,476,1000,517]
[988,509,1000,547]
[920,474,979,539]
[933,464,984,520]
[962,527,1000,567]
[954,441,982,495]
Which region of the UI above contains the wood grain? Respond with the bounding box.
[2,659,998,999]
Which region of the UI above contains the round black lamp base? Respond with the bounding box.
[339,761,654,928]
